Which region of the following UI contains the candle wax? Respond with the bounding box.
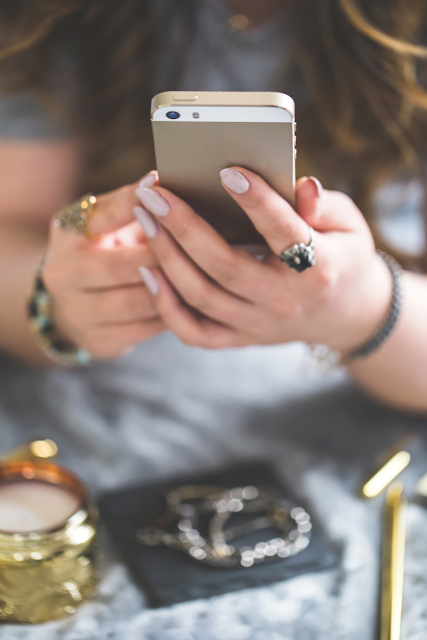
[0,481,79,533]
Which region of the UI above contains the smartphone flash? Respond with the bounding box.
[193,112,200,119]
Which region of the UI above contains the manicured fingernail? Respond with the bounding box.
[133,206,158,238]
[308,177,323,199]
[220,168,250,194]
[139,267,159,295]
[135,188,170,217]
[139,172,158,189]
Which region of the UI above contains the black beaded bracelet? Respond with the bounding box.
[343,250,403,364]
[27,263,92,367]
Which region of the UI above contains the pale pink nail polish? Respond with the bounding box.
[135,188,170,217]
[133,206,158,239]
[308,177,323,199]
[139,172,158,189]
[139,267,159,295]
[220,168,250,194]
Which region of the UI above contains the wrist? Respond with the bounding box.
[28,263,92,367]
[341,253,393,355]
[344,252,403,363]
[324,251,403,364]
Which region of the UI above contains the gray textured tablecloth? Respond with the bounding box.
[0,334,427,640]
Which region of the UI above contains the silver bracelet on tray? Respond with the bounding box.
[136,485,312,568]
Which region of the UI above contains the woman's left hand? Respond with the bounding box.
[134,168,392,354]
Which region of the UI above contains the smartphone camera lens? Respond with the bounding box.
[166,111,180,120]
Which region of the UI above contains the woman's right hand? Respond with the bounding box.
[42,175,166,360]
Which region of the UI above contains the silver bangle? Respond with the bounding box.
[343,251,403,364]
[310,251,403,368]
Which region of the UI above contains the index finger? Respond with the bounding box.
[219,168,314,257]
[135,184,271,299]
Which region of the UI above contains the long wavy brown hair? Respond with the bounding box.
[1,0,427,268]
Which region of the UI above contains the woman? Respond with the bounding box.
[1,0,426,408]
[0,1,426,638]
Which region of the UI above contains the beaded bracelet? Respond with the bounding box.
[27,263,92,367]
[311,251,403,368]
[343,250,403,364]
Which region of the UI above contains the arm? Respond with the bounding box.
[0,139,81,364]
[348,272,427,411]
[131,168,427,413]
[0,139,164,366]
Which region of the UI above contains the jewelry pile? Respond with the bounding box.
[136,485,312,568]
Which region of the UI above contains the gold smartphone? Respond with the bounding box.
[151,91,296,249]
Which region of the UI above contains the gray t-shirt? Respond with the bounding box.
[151,0,304,96]
[0,0,304,135]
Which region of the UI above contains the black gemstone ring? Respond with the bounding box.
[279,226,316,272]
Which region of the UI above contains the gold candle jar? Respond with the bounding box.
[0,460,100,624]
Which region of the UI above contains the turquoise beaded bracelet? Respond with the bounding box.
[27,263,92,367]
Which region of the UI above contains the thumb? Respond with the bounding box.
[297,176,366,234]
[295,176,323,226]
[89,171,158,237]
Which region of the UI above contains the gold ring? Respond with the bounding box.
[54,193,98,241]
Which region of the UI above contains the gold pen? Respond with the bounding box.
[361,433,414,498]
[380,482,407,640]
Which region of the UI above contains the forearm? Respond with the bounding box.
[0,139,82,365]
[348,271,427,412]
[0,222,50,365]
